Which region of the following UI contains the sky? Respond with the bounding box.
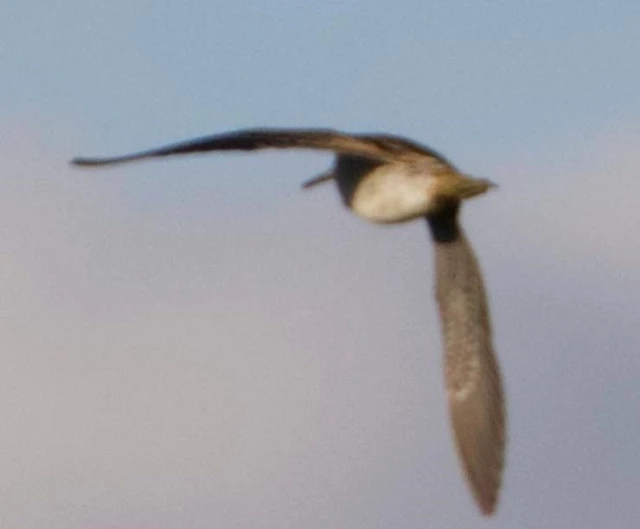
[2,1,640,527]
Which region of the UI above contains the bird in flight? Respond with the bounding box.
[72,128,506,515]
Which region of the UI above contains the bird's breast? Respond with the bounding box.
[339,162,442,224]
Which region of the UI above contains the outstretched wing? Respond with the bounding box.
[70,128,445,167]
[427,210,506,516]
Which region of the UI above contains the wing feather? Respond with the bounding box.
[427,210,506,515]
[70,128,451,167]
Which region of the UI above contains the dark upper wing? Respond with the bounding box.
[427,210,506,516]
[71,128,431,167]
[70,128,454,167]
[357,133,454,165]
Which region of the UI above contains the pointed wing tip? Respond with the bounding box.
[478,495,499,516]
[70,157,108,167]
[70,155,138,168]
[461,434,504,517]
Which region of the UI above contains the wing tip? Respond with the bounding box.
[70,154,144,167]
[70,157,106,167]
[477,491,499,516]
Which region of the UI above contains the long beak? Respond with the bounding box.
[301,171,335,189]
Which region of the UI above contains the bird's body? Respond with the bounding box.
[72,127,505,515]
[335,155,446,223]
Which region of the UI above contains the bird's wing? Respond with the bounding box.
[70,128,442,167]
[427,210,506,516]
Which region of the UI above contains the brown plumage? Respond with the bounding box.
[72,127,506,514]
[428,207,505,515]
[72,128,453,167]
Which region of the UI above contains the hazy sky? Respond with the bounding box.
[2,1,640,527]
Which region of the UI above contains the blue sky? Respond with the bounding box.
[2,1,640,527]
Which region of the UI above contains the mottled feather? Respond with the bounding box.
[428,209,505,515]
[71,128,455,168]
[71,126,505,515]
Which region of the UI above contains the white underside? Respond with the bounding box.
[348,164,441,224]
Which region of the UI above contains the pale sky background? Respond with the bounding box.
[2,1,640,528]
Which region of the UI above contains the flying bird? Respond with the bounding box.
[72,128,506,515]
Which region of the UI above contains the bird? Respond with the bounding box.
[71,127,506,515]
